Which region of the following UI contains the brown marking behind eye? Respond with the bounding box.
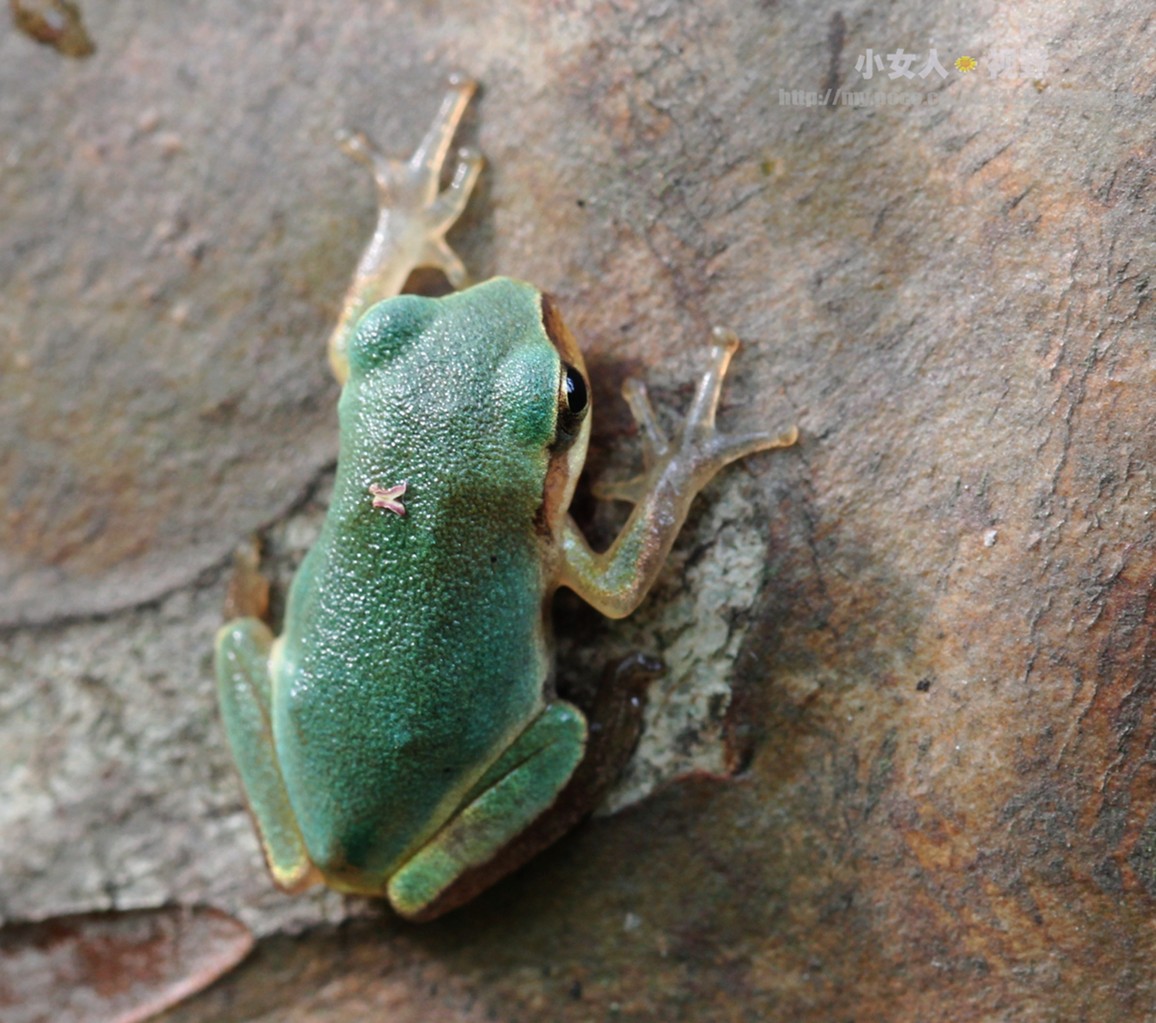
[540,292,584,369]
[534,293,590,539]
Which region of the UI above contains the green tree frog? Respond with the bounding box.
[215,74,797,921]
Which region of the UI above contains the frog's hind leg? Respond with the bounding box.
[215,619,318,892]
[389,655,661,921]
[387,700,590,920]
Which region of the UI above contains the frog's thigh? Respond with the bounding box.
[215,619,316,891]
[387,701,587,919]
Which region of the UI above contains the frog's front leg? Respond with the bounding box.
[327,72,483,383]
[215,619,318,892]
[561,328,798,617]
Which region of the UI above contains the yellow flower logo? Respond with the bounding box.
[955,55,978,73]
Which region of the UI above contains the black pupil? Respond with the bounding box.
[563,364,587,414]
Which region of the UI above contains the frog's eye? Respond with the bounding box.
[554,362,589,449]
[562,364,588,417]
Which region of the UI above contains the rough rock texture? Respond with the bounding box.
[3,0,1155,1020]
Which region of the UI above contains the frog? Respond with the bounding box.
[214,73,798,922]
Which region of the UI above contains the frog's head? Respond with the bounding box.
[342,279,591,532]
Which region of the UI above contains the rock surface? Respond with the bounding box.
[2,1,1154,1020]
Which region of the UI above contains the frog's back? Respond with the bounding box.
[272,281,564,880]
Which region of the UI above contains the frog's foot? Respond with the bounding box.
[328,72,484,382]
[390,656,661,922]
[562,329,796,619]
[335,75,482,286]
[221,537,271,622]
[594,328,798,504]
[216,619,318,892]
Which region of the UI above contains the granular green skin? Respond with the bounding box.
[277,281,567,883]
